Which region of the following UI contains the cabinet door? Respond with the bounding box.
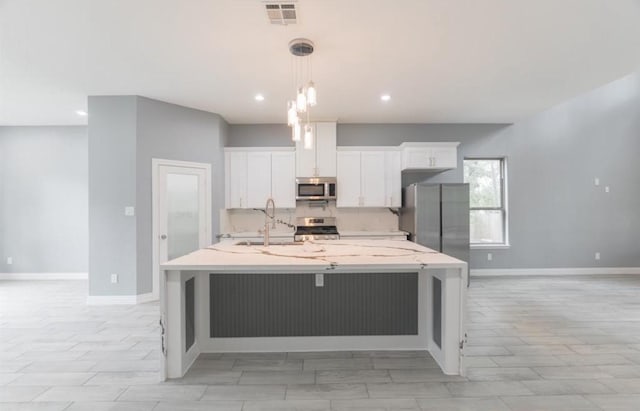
[295,130,316,177]
[384,150,402,207]
[315,122,337,177]
[402,147,432,169]
[431,146,457,169]
[336,151,361,207]
[246,152,272,208]
[360,151,386,207]
[271,151,296,208]
[226,151,248,208]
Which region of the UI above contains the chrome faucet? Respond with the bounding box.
[264,197,276,246]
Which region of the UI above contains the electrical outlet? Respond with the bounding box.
[595,252,601,261]
[124,206,135,216]
[7,257,12,265]
[594,177,600,186]
[487,253,492,261]
[605,186,610,193]
[110,273,118,284]
[315,273,324,287]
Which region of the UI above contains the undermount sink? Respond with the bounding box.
[234,240,302,246]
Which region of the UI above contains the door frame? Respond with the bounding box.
[152,158,212,300]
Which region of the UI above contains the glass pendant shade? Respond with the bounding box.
[303,124,313,149]
[306,82,317,106]
[293,122,301,142]
[287,101,297,126]
[296,87,307,112]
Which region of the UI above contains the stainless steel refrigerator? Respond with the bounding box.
[400,183,470,283]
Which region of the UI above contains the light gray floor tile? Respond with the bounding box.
[500,394,600,411]
[0,361,32,373]
[416,397,510,411]
[316,370,391,384]
[221,352,287,360]
[64,402,158,411]
[366,382,450,399]
[202,384,285,400]
[568,344,640,354]
[77,350,152,361]
[0,403,71,411]
[169,369,241,385]
[599,378,640,394]
[445,381,533,397]
[232,359,302,372]
[389,369,465,383]
[118,385,207,401]
[504,345,575,356]
[20,361,97,373]
[585,394,640,411]
[463,357,498,368]
[34,386,125,402]
[558,354,633,366]
[90,360,159,372]
[9,372,95,386]
[372,358,439,370]
[239,370,314,385]
[152,401,243,411]
[464,346,511,357]
[84,372,160,385]
[533,366,615,379]
[0,373,21,385]
[191,359,236,370]
[0,386,49,402]
[243,399,331,410]
[287,351,353,360]
[332,398,419,410]
[490,355,566,367]
[303,359,372,371]
[352,351,429,358]
[466,367,539,381]
[286,383,368,400]
[597,365,640,378]
[522,379,615,395]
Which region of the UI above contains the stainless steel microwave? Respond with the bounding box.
[296,177,337,201]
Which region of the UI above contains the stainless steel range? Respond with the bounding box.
[294,217,340,242]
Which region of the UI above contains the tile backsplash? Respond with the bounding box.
[221,202,399,234]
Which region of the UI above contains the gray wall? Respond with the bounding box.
[0,126,88,273]
[88,96,228,296]
[135,96,227,294]
[228,73,640,270]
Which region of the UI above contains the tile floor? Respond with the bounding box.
[1,275,640,410]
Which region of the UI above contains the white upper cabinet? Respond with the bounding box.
[337,148,401,208]
[225,151,247,209]
[336,151,361,207]
[225,148,295,209]
[296,122,337,177]
[400,142,459,171]
[246,152,272,208]
[270,151,296,208]
[384,150,402,207]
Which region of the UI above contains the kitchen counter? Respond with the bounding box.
[160,239,467,380]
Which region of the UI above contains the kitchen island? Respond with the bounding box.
[160,239,467,380]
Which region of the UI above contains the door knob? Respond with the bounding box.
[160,234,167,240]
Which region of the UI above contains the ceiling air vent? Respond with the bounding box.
[265,2,297,25]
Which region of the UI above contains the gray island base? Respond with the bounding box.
[160,239,467,380]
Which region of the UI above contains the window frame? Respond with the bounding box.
[463,157,510,249]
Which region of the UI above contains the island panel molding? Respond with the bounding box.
[160,239,467,380]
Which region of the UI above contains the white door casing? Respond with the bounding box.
[152,159,211,300]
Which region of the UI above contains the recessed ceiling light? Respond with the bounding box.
[380,94,391,102]
[254,94,265,102]
[75,110,88,116]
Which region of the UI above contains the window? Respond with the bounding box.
[463,158,507,246]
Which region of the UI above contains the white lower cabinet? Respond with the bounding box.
[225,149,296,209]
[337,149,401,208]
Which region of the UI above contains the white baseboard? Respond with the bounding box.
[86,292,158,305]
[0,272,88,280]
[471,267,640,277]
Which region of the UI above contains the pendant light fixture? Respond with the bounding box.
[287,38,316,149]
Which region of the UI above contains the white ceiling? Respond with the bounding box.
[1,0,640,126]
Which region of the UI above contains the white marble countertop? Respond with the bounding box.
[162,239,466,273]
[339,230,408,237]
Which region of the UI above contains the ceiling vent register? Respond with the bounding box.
[265,3,297,25]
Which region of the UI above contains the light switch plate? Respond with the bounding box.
[7,257,12,265]
[124,206,135,216]
[110,273,118,283]
[315,273,324,287]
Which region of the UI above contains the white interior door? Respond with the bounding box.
[153,160,211,300]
